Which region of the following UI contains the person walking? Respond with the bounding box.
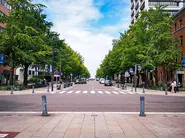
[174,80,177,93]
[171,81,175,93]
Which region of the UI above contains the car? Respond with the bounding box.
[99,78,105,84]
[96,78,99,81]
[104,80,113,86]
[75,78,87,84]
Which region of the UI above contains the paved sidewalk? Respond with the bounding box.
[0,85,74,95]
[0,113,184,138]
[114,85,185,97]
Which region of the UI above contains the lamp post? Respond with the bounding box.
[51,37,55,91]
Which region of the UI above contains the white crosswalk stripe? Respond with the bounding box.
[75,91,81,94]
[112,91,119,94]
[60,91,66,94]
[54,90,140,95]
[98,91,103,94]
[91,91,95,94]
[105,91,111,94]
[120,91,127,94]
[67,91,73,94]
[83,91,88,94]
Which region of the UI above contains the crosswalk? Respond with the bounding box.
[49,90,143,95]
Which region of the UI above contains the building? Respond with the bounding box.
[130,0,184,24]
[0,0,12,85]
[173,7,185,88]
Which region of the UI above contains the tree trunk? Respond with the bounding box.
[155,68,158,86]
[23,64,29,86]
[10,60,14,86]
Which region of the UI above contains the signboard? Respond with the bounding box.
[129,68,133,73]
[0,54,4,64]
[183,58,185,67]
[54,70,59,75]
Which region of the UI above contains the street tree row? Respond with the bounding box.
[0,0,90,86]
[96,6,182,86]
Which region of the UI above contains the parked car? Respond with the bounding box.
[104,80,113,86]
[75,78,87,84]
[99,78,105,84]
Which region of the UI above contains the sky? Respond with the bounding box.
[36,0,130,77]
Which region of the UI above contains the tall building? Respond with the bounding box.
[130,0,184,24]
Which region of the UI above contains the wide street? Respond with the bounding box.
[0,81,185,112]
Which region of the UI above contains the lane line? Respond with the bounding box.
[120,91,127,94]
[0,112,185,115]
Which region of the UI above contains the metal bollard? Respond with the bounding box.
[32,85,34,94]
[139,96,145,116]
[165,90,168,95]
[143,84,145,93]
[47,83,49,92]
[10,86,13,94]
[42,95,48,116]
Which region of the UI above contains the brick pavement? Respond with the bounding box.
[0,113,184,138]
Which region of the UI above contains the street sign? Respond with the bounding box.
[129,68,133,73]
[0,54,4,64]
[183,58,185,67]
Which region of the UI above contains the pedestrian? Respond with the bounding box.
[171,81,175,93]
[173,80,177,93]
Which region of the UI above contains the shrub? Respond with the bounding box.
[0,86,10,90]
[28,77,40,84]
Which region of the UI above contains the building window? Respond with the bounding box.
[180,19,182,27]
[180,36,183,46]
[29,70,31,75]
[0,0,5,6]
[175,23,177,31]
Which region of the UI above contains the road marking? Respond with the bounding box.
[83,91,88,94]
[51,92,56,94]
[105,91,111,94]
[91,91,95,94]
[75,91,81,94]
[60,91,66,94]
[112,91,119,94]
[120,91,127,94]
[98,91,103,94]
[0,134,8,137]
[126,91,134,94]
[67,91,73,94]
[1,112,185,115]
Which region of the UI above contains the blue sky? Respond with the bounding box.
[37,0,130,77]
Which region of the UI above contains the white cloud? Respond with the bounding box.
[37,0,129,77]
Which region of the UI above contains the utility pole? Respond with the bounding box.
[51,37,54,91]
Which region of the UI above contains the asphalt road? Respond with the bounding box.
[0,81,185,112]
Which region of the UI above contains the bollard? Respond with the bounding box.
[143,84,145,93]
[139,96,145,116]
[10,86,13,94]
[42,95,48,116]
[165,90,168,95]
[32,85,34,94]
[47,83,49,92]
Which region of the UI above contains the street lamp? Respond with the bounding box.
[51,37,55,91]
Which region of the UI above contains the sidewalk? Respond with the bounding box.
[114,85,185,97]
[0,84,74,95]
[0,112,184,138]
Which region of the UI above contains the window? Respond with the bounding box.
[180,36,183,46]
[180,19,182,27]
[0,0,5,6]
[32,71,35,76]
[29,70,31,75]
[175,23,177,31]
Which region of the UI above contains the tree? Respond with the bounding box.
[0,0,52,86]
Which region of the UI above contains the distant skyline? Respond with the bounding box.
[37,0,130,77]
